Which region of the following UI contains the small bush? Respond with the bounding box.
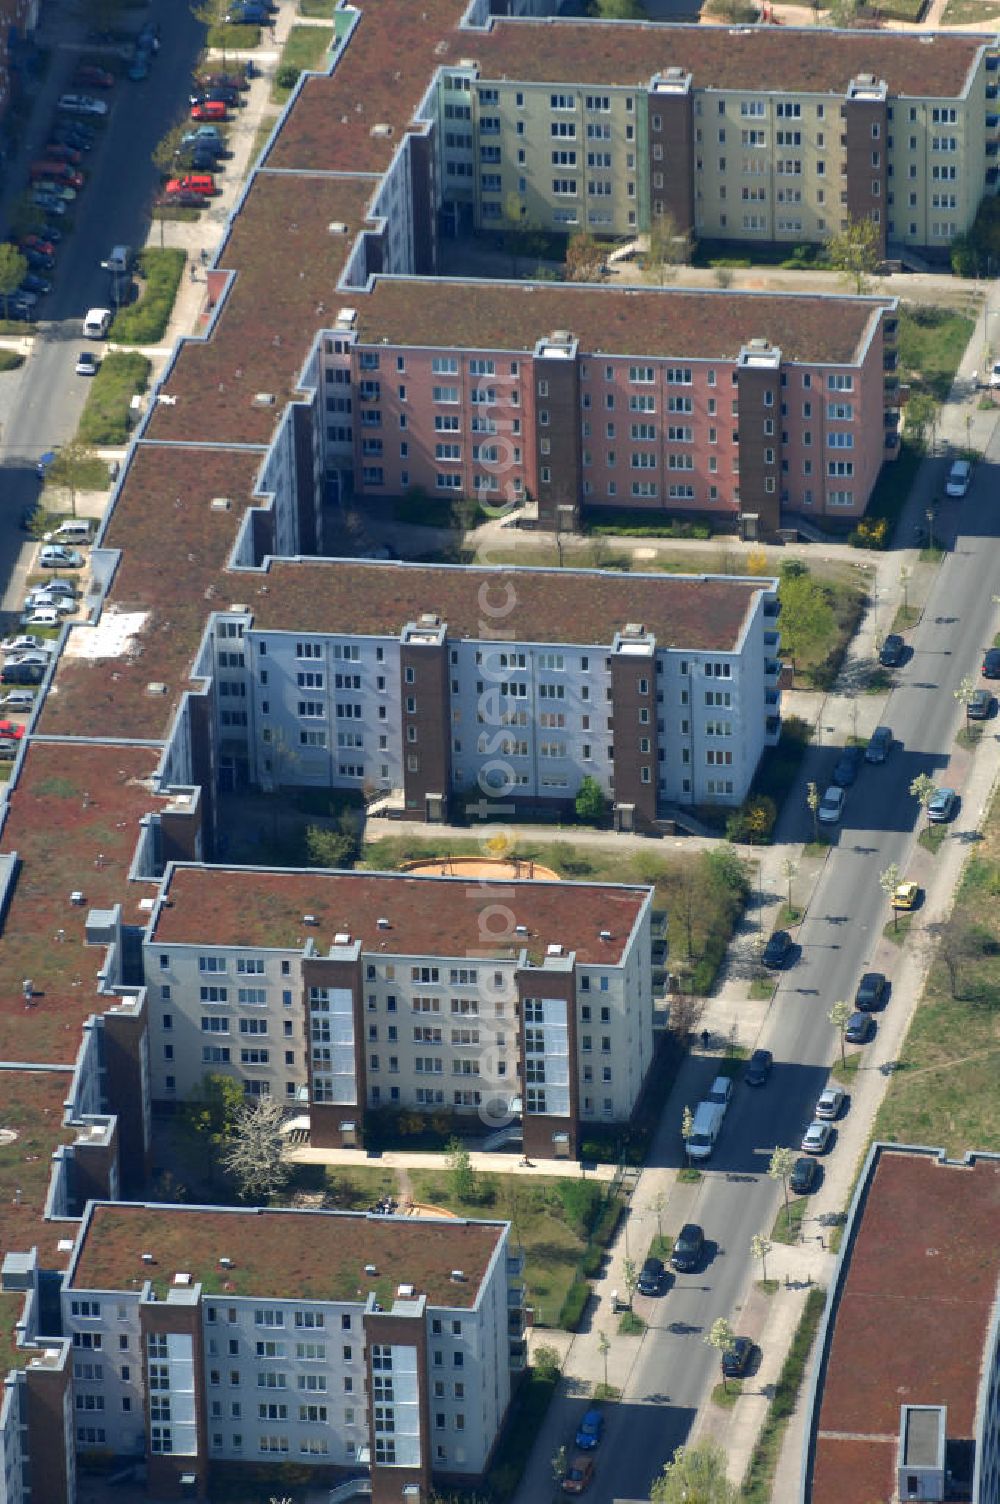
[111,248,185,345]
[77,351,151,445]
[275,62,300,89]
[556,1178,603,1237]
[726,794,777,845]
[558,1279,590,1332]
[0,350,24,372]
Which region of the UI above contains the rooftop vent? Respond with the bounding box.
[145,682,168,697]
[335,307,357,327]
[57,1239,74,1254]
[303,914,317,926]
[364,1263,378,1275]
[70,891,85,906]
[377,917,391,930]
[370,123,393,138]
[173,1272,192,1287]
[253,392,276,408]
[334,931,351,946]
[551,328,572,342]
[450,1269,466,1283]
[397,1283,415,1298]
[228,604,248,614]
[600,929,612,942]
[748,337,769,351]
[515,924,529,935]
[328,221,349,236]
[623,622,645,637]
[419,613,440,626]
[138,897,156,913]
[546,943,563,957]
[219,1257,233,1269]
[210,496,232,512]
[141,1252,155,1264]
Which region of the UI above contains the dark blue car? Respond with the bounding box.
[574,1410,603,1451]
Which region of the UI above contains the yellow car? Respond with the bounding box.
[891,881,920,911]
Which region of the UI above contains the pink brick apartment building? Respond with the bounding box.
[320,279,898,535]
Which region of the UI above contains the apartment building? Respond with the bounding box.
[318,278,898,529]
[204,560,780,823]
[144,864,655,1159]
[61,1201,516,1504]
[0,0,38,128]
[442,21,998,259]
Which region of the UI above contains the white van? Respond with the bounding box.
[103,245,132,275]
[82,307,111,338]
[687,1100,725,1161]
[44,520,92,546]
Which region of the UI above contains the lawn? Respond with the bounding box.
[299,0,337,11]
[207,22,260,48]
[407,1168,618,1329]
[874,791,1000,1156]
[742,1288,826,1503]
[942,0,1000,24]
[42,455,109,495]
[271,24,334,103]
[0,350,24,373]
[111,248,185,345]
[771,1195,807,1245]
[364,833,749,998]
[897,303,976,405]
[250,113,279,170]
[77,351,151,446]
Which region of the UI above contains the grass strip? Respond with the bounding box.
[742,1286,826,1503]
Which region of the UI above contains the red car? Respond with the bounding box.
[45,143,82,165]
[0,721,26,741]
[20,234,56,258]
[73,65,114,89]
[190,100,227,122]
[30,161,84,189]
[164,173,216,198]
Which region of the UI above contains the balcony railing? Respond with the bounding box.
[765,658,782,679]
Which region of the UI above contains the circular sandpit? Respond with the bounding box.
[402,855,560,881]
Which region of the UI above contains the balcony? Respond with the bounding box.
[507,1249,525,1279]
[885,429,900,452]
[764,630,780,651]
[765,658,782,680]
[883,350,898,373]
[765,714,782,746]
[650,908,668,941]
[762,594,780,620]
[883,377,900,405]
[509,1339,527,1372]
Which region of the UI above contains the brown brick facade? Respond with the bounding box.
[302,952,365,1148]
[363,1307,432,1504]
[400,636,451,818]
[844,92,888,259]
[736,362,782,536]
[610,652,658,831]
[531,352,580,531]
[24,1355,73,1504]
[646,83,695,241]
[101,998,151,1196]
[517,964,578,1161]
[140,1298,209,1500]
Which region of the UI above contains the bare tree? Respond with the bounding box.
[767,1145,797,1233]
[668,991,707,1043]
[879,863,901,933]
[221,1095,289,1203]
[706,1317,737,1392]
[828,1000,852,1068]
[750,1231,772,1284]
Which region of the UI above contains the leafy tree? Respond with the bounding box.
[904,392,937,454]
[879,862,901,933]
[46,440,101,520]
[650,1443,738,1503]
[575,775,607,826]
[806,781,820,844]
[751,1231,772,1285]
[445,1136,478,1202]
[955,674,977,729]
[647,208,691,284]
[184,1073,243,1185]
[778,563,836,675]
[0,243,28,316]
[305,811,361,869]
[533,1344,561,1381]
[829,999,852,1068]
[588,0,644,14]
[825,213,880,294]
[909,772,938,827]
[221,1094,289,1203]
[565,231,605,283]
[551,1445,568,1483]
[681,1104,694,1167]
[782,856,798,911]
[768,1145,797,1232]
[706,1317,737,1391]
[622,1256,638,1307]
[597,1329,611,1389]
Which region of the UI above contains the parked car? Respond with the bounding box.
[57,93,109,116]
[20,274,51,296]
[892,881,920,911]
[30,161,85,189]
[721,1336,755,1379]
[22,248,55,271]
[968,689,994,720]
[44,142,82,164]
[164,173,216,198]
[801,1121,832,1155]
[31,192,70,214]
[855,971,887,1011]
[574,1411,604,1451]
[865,725,893,763]
[1,663,44,685]
[878,633,905,668]
[39,545,84,568]
[158,190,206,209]
[815,1086,845,1121]
[561,1457,594,1495]
[637,1257,664,1296]
[706,1075,733,1111]
[51,123,95,149]
[24,593,75,615]
[190,84,241,108]
[761,929,792,969]
[2,635,52,656]
[927,786,957,823]
[175,145,223,172]
[845,1011,876,1045]
[75,350,99,376]
[832,744,863,788]
[196,70,249,92]
[670,1223,705,1272]
[28,575,77,597]
[0,740,20,762]
[789,1156,819,1195]
[818,785,846,824]
[945,458,972,497]
[745,1048,772,1087]
[182,125,225,148]
[21,610,62,630]
[73,64,115,89]
[982,648,1000,680]
[190,100,227,121]
[0,721,26,741]
[127,54,151,81]
[0,691,35,712]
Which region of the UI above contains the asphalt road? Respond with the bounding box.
[583,452,1000,1503]
[0,0,206,549]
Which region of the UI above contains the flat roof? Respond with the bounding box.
[69,1202,504,1307]
[358,278,887,366]
[37,444,264,742]
[264,0,469,175]
[251,559,771,650]
[0,741,165,1064]
[150,865,649,964]
[474,20,988,100]
[901,1406,943,1468]
[145,173,379,447]
[807,1148,1000,1504]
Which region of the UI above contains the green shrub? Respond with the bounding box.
[111,248,185,345]
[558,1279,590,1331]
[77,352,151,445]
[579,1243,603,1279]
[556,1178,603,1236]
